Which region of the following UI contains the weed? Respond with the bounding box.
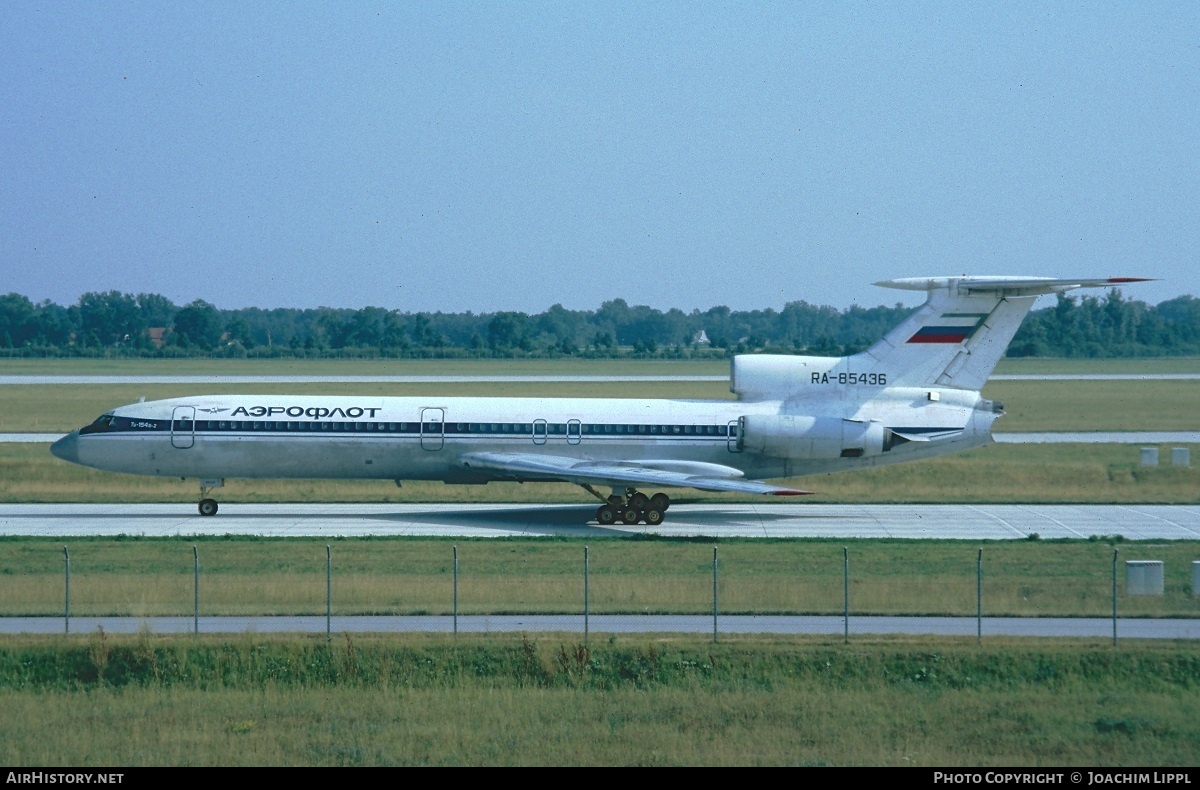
[343,632,356,681]
[88,626,109,683]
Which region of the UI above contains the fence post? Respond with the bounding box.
[63,546,69,635]
[712,545,719,643]
[453,545,458,639]
[1112,548,1118,646]
[584,545,589,645]
[843,546,849,644]
[193,545,199,636]
[977,548,983,644]
[326,545,332,643]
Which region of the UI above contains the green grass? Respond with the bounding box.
[993,357,1200,375]
[0,634,1196,765]
[4,442,1197,505]
[981,380,1200,432]
[0,357,731,376]
[3,355,1199,375]
[3,536,1197,618]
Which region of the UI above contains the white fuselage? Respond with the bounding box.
[55,388,999,486]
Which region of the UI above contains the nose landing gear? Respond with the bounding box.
[197,479,224,517]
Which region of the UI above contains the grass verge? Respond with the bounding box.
[0,634,1196,766]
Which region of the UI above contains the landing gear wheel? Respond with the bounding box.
[628,492,650,511]
[597,505,618,525]
[644,507,665,526]
[618,507,640,525]
[650,493,670,512]
[198,498,218,517]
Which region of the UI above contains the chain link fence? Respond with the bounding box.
[3,540,1199,641]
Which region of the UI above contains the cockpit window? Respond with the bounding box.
[79,414,118,435]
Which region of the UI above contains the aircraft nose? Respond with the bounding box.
[50,431,80,464]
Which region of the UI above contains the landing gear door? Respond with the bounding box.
[420,407,445,450]
[172,406,196,449]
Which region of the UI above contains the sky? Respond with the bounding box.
[2,2,1197,315]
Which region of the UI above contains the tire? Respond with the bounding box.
[618,507,640,525]
[650,493,670,512]
[628,492,650,510]
[644,508,664,526]
[198,498,218,517]
[597,505,617,525]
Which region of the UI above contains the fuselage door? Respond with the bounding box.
[727,418,742,453]
[171,406,196,449]
[567,419,582,445]
[420,407,445,450]
[532,419,548,445]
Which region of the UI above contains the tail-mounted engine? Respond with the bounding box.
[739,415,891,459]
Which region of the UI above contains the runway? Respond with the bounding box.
[3,614,1196,639]
[3,503,1199,539]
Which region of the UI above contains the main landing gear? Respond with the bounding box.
[197,478,224,517]
[588,487,671,526]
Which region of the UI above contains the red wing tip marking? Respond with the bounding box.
[1106,277,1154,283]
[771,490,814,496]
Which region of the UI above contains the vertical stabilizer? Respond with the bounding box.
[857,276,1151,391]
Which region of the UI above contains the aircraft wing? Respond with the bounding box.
[889,428,964,442]
[458,452,812,496]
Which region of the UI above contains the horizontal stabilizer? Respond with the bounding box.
[874,276,1154,296]
[858,275,1153,392]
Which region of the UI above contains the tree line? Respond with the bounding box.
[0,289,1197,359]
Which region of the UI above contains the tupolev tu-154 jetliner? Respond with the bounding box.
[51,276,1149,524]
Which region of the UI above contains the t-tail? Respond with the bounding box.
[858,276,1153,391]
[731,276,1153,401]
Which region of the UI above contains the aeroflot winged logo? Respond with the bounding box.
[907,313,988,344]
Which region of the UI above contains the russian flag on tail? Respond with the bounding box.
[907,313,988,344]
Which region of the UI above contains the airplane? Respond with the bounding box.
[50,276,1150,524]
